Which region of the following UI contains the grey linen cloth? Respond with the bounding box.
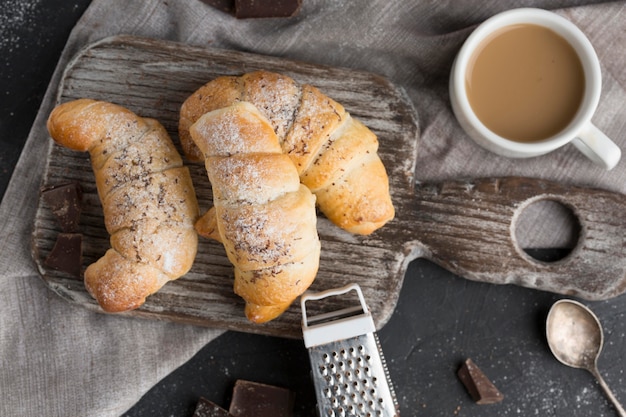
[1,0,624,415]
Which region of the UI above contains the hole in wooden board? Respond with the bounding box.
[513,198,582,262]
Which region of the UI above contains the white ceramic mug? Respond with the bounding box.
[449,8,621,170]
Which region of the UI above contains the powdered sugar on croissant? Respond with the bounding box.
[180,70,394,235]
[47,99,199,312]
[190,102,320,323]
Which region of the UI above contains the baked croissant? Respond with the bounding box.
[47,99,199,312]
[190,102,320,323]
[179,70,394,235]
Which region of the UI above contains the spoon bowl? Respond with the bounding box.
[546,299,603,369]
[546,299,626,417]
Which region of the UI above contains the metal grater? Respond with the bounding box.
[301,284,400,417]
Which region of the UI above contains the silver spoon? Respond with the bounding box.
[546,299,626,417]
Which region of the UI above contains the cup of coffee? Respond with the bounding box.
[449,8,621,170]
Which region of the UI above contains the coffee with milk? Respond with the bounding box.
[466,24,585,143]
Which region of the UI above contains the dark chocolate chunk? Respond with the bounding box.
[44,233,83,277]
[200,0,235,14]
[229,380,294,417]
[457,358,504,405]
[235,0,302,19]
[41,182,82,232]
[193,397,234,417]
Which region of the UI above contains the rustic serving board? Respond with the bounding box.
[32,35,419,338]
[32,35,626,338]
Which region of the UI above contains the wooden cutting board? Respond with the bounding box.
[32,35,626,338]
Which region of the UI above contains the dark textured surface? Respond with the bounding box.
[120,257,626,417]
[4,1,626,417]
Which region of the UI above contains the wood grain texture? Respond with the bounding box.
[406,177,626,300]
[32,35,419,338]
[32,36,626,338]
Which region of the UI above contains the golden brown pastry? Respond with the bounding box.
[179,70,394,235]
[190,102,320,323]
[47,99,199,312]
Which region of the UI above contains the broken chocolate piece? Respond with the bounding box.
[41,182,82,232]
[235,0,302,19]
[200,0,235,14]
[457,358,504,405]
[193,397,234,417]
[229,380,294,417]
[44,233,83,277]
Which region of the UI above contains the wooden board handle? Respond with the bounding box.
[404,177,626,300]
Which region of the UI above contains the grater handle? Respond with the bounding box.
[300,283,368,328]
[301,283,376,348]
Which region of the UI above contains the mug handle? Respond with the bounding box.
[571,123,621,170]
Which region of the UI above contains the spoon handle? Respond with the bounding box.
[590,367,626,417]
